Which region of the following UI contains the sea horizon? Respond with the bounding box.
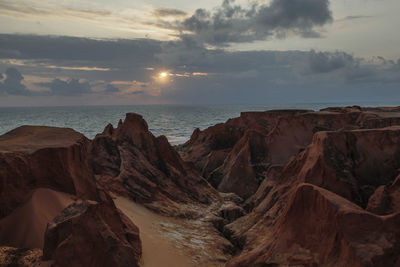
[2,101,400,145]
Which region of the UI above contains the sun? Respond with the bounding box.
[159,72,168,78]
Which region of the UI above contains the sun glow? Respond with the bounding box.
[159,72,168,78]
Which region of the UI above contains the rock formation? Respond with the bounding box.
[2,107,400,266]
[0,125,142,266]
[89,113,220,216]
[227,184,400,267]
[42,193,141,267]
[0,126,97,219]
[180,106,400,199]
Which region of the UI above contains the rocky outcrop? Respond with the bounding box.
[0,246,42,266]
[218,202,245,223]
[227,184,400,267]
[278,126,400,207]
[367,174,400,215]
[89,113,219,215]
[224,124,400,267]
[3,107,400,267]
[0,126,98,219]
[181,107,400,199]
[0,125,142,267]
[43,194,141,267]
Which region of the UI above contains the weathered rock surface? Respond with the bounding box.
[43,194,142,267]
[180,106,400,199]
[218,202,245,223]
[89,113,220,215]
[3,107,400,267]
[227,184,400,267]
[0,126,98,219]
[367,174,400,215]
[0,246,42,266]
[0,125,142,267]
[224,123,400,266]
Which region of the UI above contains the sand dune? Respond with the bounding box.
[0,188,76,249]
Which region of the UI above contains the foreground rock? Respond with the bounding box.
[228,184,400,267]
[0,246,42,266]
[0,125,143,266]
[0,126,97,219]
[0,188,76,249]
[43,194,141,267]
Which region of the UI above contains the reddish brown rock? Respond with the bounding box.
[218,202,245,223]
[227,184,400,267]
[180,109,310,176]
[0,126,98,219]
[3,107,400,267]
[183,109,363,199]
[278,126,400,207]
[0,125,143,267]
[89,113,219,215]
[0,246,42,266]
[224,124,400,267]
[367,174,400,215]
[181,107,400,200]
[43,196,141,267]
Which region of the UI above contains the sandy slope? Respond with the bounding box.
[0,188,76,249]
[115,197,195,267]
[115,197,230,267]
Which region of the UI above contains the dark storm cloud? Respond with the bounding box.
[306,51,400,83]
[1,34,400,104]
[38,78,91,96]
[308,50,355,73]
[178,0,332,45]
[0,67,32,95]
[0,34,162,82]
[153,7,187,17]
[0,34,161,65]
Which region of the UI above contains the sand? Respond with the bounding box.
[115,197,231,267]
[115,197,195,267]
[0,188,76,249]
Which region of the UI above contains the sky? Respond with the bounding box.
[0,0,399,106]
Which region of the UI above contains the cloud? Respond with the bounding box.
[338,15,374,22]
[105,84,120,93]
[0,34,162,83]
[1,34,400,104]
[0,67,33,95]
[308,50,355,73]
[177,0,332,45]
[38,78,91,96]
[153,8,187,17]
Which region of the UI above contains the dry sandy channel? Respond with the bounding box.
[114,196,230,267]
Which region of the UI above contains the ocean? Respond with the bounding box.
[1,102,400,145]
